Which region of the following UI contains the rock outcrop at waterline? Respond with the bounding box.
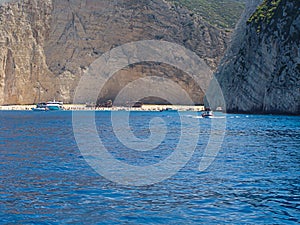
[0,0,229,105]
[214,0,300,114]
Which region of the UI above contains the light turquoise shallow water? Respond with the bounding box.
[0,111,299,224]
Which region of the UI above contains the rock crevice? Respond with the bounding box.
[214,0,299,114]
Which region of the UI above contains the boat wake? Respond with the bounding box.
[211,116,226,119]
[185,115,226,119]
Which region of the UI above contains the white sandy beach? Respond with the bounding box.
[0,104,205,112]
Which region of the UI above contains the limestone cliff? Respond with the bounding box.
[214,0,300,114]
[0,0,56,104]
[0,0,230,104]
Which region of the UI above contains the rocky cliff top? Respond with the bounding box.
[166,0,246,29]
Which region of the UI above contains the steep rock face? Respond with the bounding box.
[215,0,300,114]
[0,0,56,104]
[0,0,229,104]
[44,0,229,104]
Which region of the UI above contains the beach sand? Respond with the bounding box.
[0,104,204,112]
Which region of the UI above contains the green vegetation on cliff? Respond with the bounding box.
[248,0,281,25]
[167,0,245,29]
[215,0,300,114]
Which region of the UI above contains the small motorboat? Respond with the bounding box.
[32,107,48,111]
[202,107,213,118]
[32,102,49,111]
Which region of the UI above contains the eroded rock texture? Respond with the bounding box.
[0,0,229,104]
[214,0,300,114]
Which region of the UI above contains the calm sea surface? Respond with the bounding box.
[0,111,299,224]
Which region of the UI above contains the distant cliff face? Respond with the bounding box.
[0,0,56,104]
[0,0,230,104]
[214,0,300,114]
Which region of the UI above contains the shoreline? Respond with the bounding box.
[0,104,205,112]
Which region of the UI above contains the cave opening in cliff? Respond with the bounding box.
[96,62,205,106]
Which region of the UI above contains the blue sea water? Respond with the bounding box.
[0,111,299,224]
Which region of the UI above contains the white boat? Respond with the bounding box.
[202,107,213,118]
[32,107,48,111]
[31,102,49,111]
[31,100,63,111]
[46,100,64,110]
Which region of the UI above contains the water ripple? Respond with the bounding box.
[0,111,299,224]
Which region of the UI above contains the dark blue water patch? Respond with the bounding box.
[0,111,299,224]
